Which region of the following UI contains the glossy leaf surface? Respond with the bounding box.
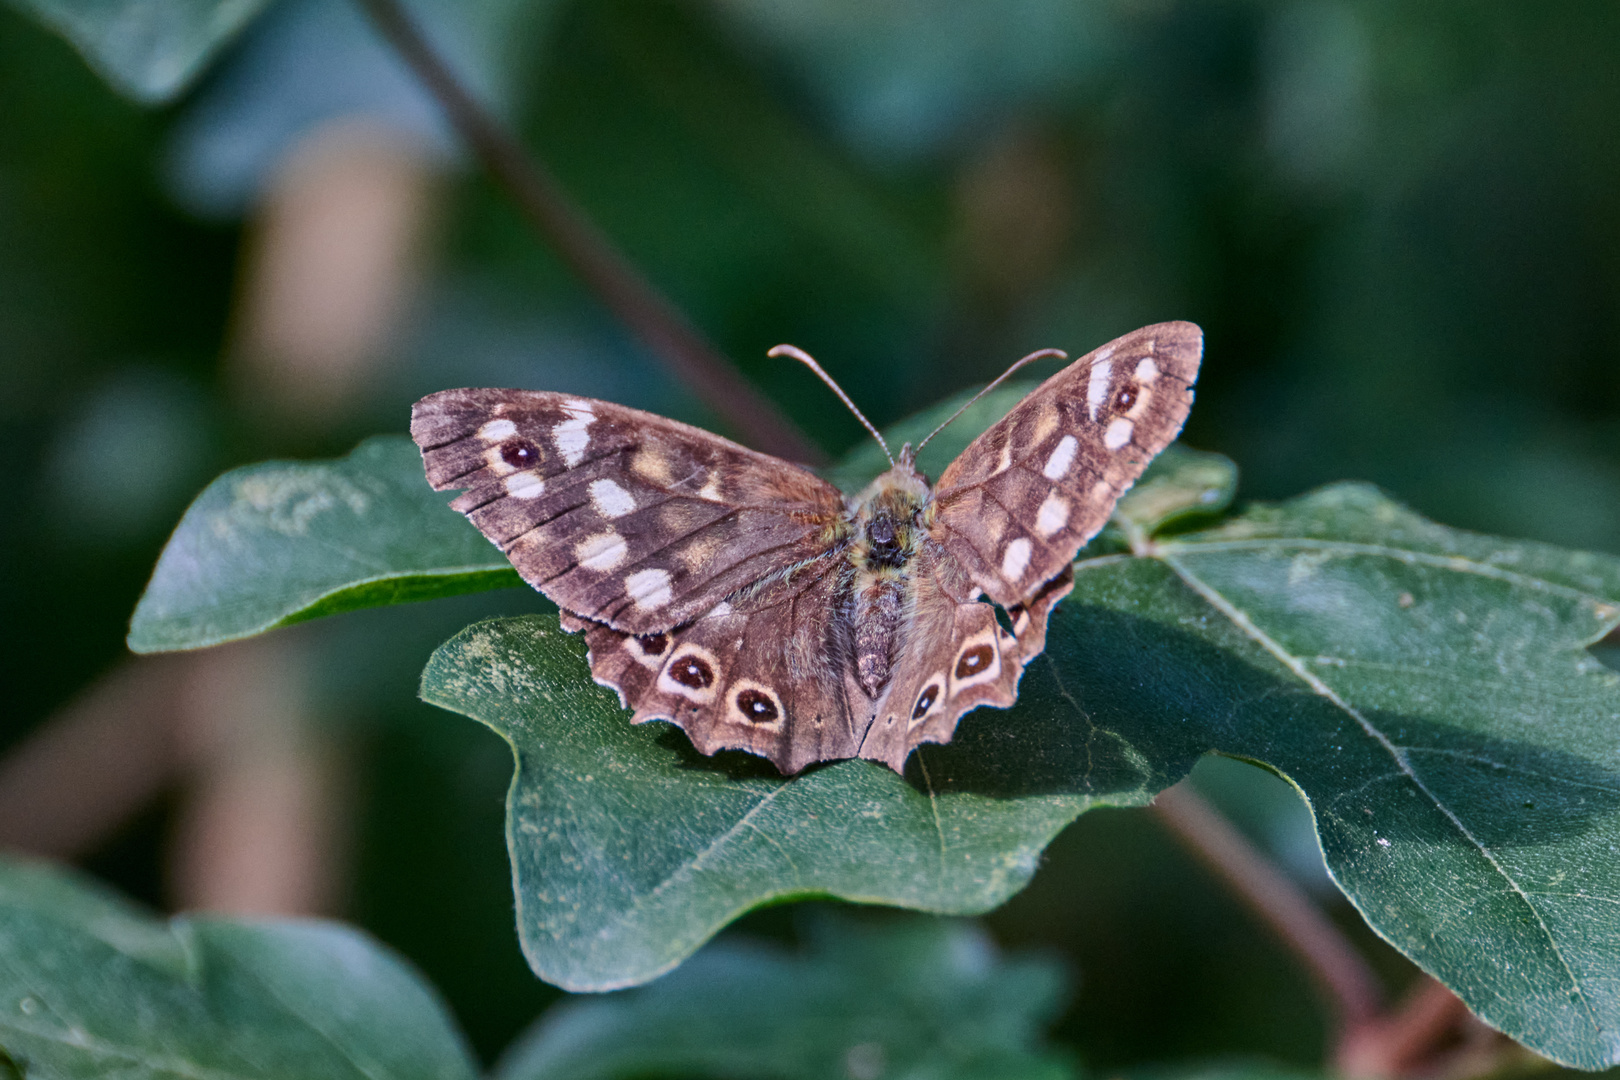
[128,436,519,653]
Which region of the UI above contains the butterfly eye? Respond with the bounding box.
[912,684,940,719]
[954,644,993,679]
[500,439,541,468]
[735,688,780,723]
[669,655,715,689]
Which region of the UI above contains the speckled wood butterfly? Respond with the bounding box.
[412,321,1201,774]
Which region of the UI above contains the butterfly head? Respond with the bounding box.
[852,463,930,572]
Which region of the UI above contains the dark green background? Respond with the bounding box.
[5,0,1619,1070]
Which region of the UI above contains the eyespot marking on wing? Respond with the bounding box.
[728,681,784,729]
[950,627,1003,692]
[910,675,946,725]
[658,645,719,702]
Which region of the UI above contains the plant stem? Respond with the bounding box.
[353,0,825,465]
[1152,781,1384,1031]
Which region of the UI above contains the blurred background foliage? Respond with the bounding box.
[2,0,1618,1071]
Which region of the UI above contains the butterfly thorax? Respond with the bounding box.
[846,464,932,698]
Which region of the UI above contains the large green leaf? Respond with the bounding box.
[423,461,1620,1069]
[0,855,479,1079]
[496,913,1074,1080]
[128,436,520,653]
[6,0,275,102]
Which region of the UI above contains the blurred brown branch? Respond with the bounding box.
[1152,781,1383,1031]
[354,0,825,465]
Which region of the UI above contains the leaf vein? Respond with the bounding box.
[1159,553,1604,1037]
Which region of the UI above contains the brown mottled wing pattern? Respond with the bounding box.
[411,388,845,634]
[931,321,1201,607]
[853,552,1076,773]
[562,558,861,775]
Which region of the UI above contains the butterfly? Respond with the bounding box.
[411,321,1201,774]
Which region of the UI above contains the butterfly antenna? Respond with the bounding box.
[769,344,894,467]
[914,347,1068,454]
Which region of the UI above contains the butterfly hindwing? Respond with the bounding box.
[930,321,1201,607]
[854,559,1076,773]
[412,388,846,634]
[565,558,861,774]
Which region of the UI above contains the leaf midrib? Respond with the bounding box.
[1154,549,1604,1038]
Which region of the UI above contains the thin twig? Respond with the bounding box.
[354,0,825,465]
[1336,976,1516,1080]
[1152,781,1384,1031]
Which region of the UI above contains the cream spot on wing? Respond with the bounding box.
[588,478,636,518]
[1104,417,1134,450]
[1001,537,1032,581]
[626,567,673,610]
[1028,404,1060,446]
[698,475,724,501]
[552,401,595,467]
[1091,479,1112,499]
[504,472,545,499]
[631,447,673,485]
[483,445,516,476]
[993,439,1013,476]
[1043,435,1078,480]
[1086,359,1114,420]
[679,537,720,572]
[1135,357,1160,383]
[575,531,627,572]
[1036,492,1069,537]
[478,418,517,442]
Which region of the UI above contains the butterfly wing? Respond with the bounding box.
[852,549,1075,773]
[412,388,846,634]
[562,556,861,774]
[930,321,1201,607]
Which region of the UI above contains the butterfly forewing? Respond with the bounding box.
[412,388,845,634]
[931,321,1201,607]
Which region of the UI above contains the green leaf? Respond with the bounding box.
[496,913,1075,1080]
[425,467,1620,1068]
[128,436,521,653]
[0,854,479,1080]
[420,614,1117,992]
[6,0,275,103]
